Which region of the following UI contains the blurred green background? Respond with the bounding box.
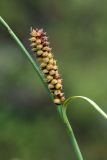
[0,0,107,159]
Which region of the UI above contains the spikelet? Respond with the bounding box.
[29,28,65,105]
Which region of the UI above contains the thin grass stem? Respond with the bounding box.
[57,105,83,160]
[0,16,53,100]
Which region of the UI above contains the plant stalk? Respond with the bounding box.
[57,106,83,160]
[0,17,41,79]
[0,16,53,100]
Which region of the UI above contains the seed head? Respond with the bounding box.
[55,83,62,89]
[43,69,48,74]
[37,50,43,56]
[49,70,56,75]
[54,98,61,104]
[51,79,57,85]
[43,52,48,57]
[43,57,49,63]
[36,44,43,50]
[47,64,53,70]
[30,28,65,104]
[36,39,41,44]
[46,75,53,82]
[48,84,54,89]
[40,62,47,68]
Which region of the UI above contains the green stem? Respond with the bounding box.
[0,16,53,100]
[58,105,83,160]
[0,17,42,80]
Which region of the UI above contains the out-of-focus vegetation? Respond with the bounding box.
[0,0,107,159]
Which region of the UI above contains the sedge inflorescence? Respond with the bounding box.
[29,28,65,105]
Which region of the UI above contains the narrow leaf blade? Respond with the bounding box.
[63,96,107,120]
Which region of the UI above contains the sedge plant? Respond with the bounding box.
[0,16,107,160]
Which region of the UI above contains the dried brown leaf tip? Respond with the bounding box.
[29,28,65,105]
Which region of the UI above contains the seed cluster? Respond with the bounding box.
[29,28,65,105]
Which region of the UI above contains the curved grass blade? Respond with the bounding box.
[63,96,107,120]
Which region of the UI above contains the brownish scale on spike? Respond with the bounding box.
[29,28,65,105]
